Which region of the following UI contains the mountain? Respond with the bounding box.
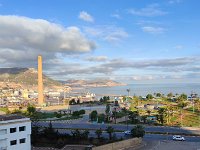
[0,68,62,90]
[64,79,126,87]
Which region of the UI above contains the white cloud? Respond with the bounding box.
[79,11,94,22]
[131,75,154,81]
[84,25,128,42]
[0,15,96,67]
[142,26,165,34]
[85,56,108,62]
[128,4,168,17]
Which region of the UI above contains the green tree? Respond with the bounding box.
[156,93,162,97]
[95,128,103,139]
[82,130,90,139]
[71,129,81,139]
[131,125,145,138]
[167,92,173,98]
[98,114,105,123]
[90,110,98,121]
[128,111,139,124]
[106,126,114,140]
[105,104,110,114]
[27,104,36,116]
[146,94,153,100]
[178,93,187,101]
[157,107,166,125]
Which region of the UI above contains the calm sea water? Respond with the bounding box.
[85,83,200,97]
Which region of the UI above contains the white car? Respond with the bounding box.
[124,130,131,135]
[172,135,185,141]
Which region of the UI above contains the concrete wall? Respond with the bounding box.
[93,138,142,150]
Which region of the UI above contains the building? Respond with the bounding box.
[0,115,31,150]
[38,55,44,105]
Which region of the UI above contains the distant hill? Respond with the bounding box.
[64,79,126,87]
[0,68,62,90]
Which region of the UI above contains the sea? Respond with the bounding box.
[81,83,200,97]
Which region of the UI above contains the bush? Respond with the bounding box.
[79,109,85,115]
[131,125,145,138]
[72,111,80,117]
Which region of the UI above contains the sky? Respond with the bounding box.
[0,0,200,84]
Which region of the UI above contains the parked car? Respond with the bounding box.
[172,135,185,141]
[124,130,131,135]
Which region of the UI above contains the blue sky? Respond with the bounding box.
[0,0,200,83]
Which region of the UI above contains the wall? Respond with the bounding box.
[92,138,142,150]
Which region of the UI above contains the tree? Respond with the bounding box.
[71,129,81,139]
[27,104,36,116]
[105,104,110,114]
[98,114,105,123]
[156,93,162,97]
[167,92,173,98]
[128,111,139,124]
[95,128,102,139]
[90,110,98,121]
[82,130,90,139]
[178,93,187,101]
[131,125,145,138]
[106,126,114,140]
[157,107,166,125]
[146,94,153,100]
[69,99,76,105]
[43,121,57,140]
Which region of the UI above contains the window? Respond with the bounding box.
[19,126,26,132]
[19,138,26,144]
[10,140,17,146]
[10,128,16,133]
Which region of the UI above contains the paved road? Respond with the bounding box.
[55,128,200,142]
[34,122,200,136]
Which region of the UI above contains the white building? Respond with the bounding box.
[0,115,31,150]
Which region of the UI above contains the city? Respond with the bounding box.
[0,0,200,150]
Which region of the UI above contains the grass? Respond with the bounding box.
[0,107,8,112]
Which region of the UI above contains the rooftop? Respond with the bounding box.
[0,114,27,121]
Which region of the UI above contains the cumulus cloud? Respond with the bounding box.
[84,25,128,42]
[79,11,94,22]
[85,56,108,62]
[128,4,168,17]
[0,15,96,67]
[142,26,165,34]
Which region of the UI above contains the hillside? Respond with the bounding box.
[0,68,62,90]
[64,79,126,87]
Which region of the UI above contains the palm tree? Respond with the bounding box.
[82,130,90,139]
[95,128,102,139]
[106,126,114,140]
[127,88,130,97]
[157,108,166,125]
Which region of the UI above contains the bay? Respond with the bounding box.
[85,83,200,97]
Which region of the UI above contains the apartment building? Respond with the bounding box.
[0,115,31,150]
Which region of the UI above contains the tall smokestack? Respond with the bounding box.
[38,55,44,105]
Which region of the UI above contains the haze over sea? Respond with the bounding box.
[87,83,200,97]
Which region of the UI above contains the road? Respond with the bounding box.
[34,121,200,136]
[55,128,200,142]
